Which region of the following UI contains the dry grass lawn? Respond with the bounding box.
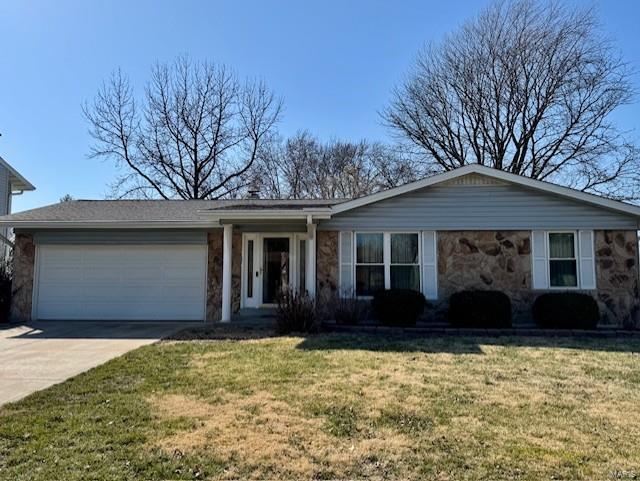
[1,332,640,480]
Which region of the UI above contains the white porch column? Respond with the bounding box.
[306,218,317,298]
[221,223,233,322]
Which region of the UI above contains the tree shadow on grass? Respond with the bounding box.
[296,332,640,354]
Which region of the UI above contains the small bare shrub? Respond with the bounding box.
[276,288,318,334]
[0,258,12,322]
[333,290,369,325]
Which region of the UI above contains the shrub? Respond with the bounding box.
[532,293,599,329]
[275,288,318,334]
[372,289,425,326]
[333,290,369,325]
[448,290,512,328]
[0,259,11,323]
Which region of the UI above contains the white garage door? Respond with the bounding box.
[35,244,206,320]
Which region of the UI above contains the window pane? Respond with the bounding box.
[356,233,383,263]
[356,265,384,296]
[550,260,577,287]
[390,265,420,291]
[299,239,306,293]
[247,240,253,298]
[391,233,419,264]
[549,233,575,258]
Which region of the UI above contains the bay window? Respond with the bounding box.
[355,232,421,296]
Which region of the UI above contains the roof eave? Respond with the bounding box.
[199,208,333,220]
[0,156,35,192]
[1,220,218,229]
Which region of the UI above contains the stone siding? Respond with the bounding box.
[206,231,223,321]
[10,233,35,322]
[206,230,242,321]
[316,230,339,310]
[437,231,533,321]
[232,232,242,314]
[595,230,640,328]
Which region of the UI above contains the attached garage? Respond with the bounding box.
[34,243,207,321]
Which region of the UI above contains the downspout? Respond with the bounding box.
[0,233,14,249]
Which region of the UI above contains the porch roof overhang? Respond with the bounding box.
[199,208,333,225]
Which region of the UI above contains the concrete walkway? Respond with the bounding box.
[0,321,196,406]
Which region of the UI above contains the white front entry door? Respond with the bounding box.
[35,244,207,320]
[242,233,307,308]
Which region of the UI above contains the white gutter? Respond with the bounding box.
[0,220,219,229]
[200,208,333,222]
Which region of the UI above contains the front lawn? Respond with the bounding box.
[1,332,639,480]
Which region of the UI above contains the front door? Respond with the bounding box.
[243,234,298,308]
[262,237,290,303]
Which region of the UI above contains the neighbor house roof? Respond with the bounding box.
[0,164,639,229]
[0,156,35,192]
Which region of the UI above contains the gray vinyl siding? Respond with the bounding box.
[29,229,209,245]
[0,166,11,256]
[319,184,639,231]
[0,166,9,217]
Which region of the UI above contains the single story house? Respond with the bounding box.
[1,164,639,326]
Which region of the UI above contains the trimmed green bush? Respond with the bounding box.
[532,292,599,329]
[448,290,512,328]
[372,289,426,326]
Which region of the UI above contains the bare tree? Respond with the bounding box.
[59,194,74,202]
[84,56,283,199]
[384,0,639,201]
[253,131,417,199]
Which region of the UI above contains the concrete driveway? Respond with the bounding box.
[0,321,196,406]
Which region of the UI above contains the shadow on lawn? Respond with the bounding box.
[296,332,640,354]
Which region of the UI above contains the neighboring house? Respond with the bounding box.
[0,157,35,258]
[0,164,638,326]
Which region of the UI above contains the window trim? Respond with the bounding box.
[353,231,422,298]
[389,232,421,291]
[546,230,580,289]
[354,232,385,298]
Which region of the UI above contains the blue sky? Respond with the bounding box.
[1,0,639,211]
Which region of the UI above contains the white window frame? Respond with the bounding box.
[389,232,422,292]
[354,232,385,298]
[546,230,580,289]
[353,231,422,298]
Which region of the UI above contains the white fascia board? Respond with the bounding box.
[0,156,35,191]
[0,221,219,229]
[331,164,640,218]
[200,208,333,221]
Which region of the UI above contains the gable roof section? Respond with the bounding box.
[331,164,640,218]
[0,156,35,192]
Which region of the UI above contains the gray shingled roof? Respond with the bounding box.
[0,199,343,223]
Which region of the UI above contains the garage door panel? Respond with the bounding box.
[36,244,206,321]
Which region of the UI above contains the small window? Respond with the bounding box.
[246,240,254,298]
[299,239,306,293]
[390,233,420,291]
[355,233,384,296]
[548,232,577,287]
